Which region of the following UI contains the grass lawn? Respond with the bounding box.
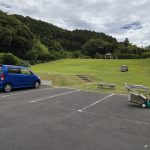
[31,58,150,94]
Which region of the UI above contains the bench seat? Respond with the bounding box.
[98,83,116,89]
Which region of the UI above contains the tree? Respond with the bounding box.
[116,43,127,54]
[124,38,129,47]
[32,38,49,55]
[0,27,13,49]
[12,36,33,58]
[82,39,111,57]
[48,40,62,51]
[26,50,38,64]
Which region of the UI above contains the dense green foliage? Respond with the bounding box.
[0,11,33,58]
[0,52,30,66]
[0,10,150,66]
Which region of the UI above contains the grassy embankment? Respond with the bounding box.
[31,59,150,94]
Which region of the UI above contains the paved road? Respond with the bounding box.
[0,86,150,150]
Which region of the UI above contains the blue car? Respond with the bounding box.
[0,64,41,92]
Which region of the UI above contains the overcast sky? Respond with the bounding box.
[0,0,150,47]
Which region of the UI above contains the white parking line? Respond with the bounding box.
[30,89,81,103]
[58,87,128,96]
[78,93,114,112]
[0,87,54,98]
[52,104,150,126]
[110,116,150,125]
[55,106,76,111]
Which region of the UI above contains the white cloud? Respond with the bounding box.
[0,0,150,46]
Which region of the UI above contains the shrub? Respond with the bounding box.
[73,51,84,58]
[118,54,137,59]
[26,50,39,64]
[3,53,19,65]
[0,53,4,63]
[19,60,31,67]
[1,52,31,66]
[140,52,150,58]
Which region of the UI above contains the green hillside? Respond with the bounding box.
[31,59,150,94]
[1,10,150,66]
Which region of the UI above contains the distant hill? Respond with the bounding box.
[0,10,150,65]
[14,14,118,51]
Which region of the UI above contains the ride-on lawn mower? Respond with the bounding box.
[128,92,150,108]
[125,82,150,108]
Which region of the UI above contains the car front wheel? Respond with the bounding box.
[4,83,12,92]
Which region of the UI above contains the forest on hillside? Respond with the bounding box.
[0,10,150,66]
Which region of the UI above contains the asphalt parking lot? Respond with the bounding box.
[0,86,150,150]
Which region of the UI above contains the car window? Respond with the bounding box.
[8,68,20,74]
[0,66,2,73]
[21,69,31,75]
[121,66,127,68]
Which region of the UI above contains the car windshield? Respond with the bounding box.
[121,66,127,68]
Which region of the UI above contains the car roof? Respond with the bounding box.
[0,64,26,69]
[121,65,127,67]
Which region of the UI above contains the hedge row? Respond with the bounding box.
[118,53,150,59]
[0,53,30,67]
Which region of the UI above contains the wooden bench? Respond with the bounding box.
[98,83,116,89]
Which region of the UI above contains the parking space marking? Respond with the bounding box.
[110,116,150,125]
[0,87,54,98]
[55,106,77,111]
[51,104,150,126]
[30,89,81,103]
[78,93,114,112]
[1,86,149,126]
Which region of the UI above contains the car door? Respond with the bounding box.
[7,67,23,88]
[20,68,35,87]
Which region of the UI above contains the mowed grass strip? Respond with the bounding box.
[31,59,150,94]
